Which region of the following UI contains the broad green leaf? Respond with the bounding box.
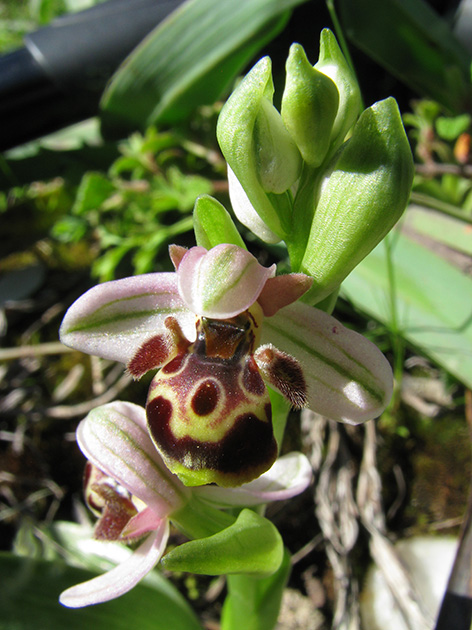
[221,548,291,630]
[193,195,247,250]
[341,230,472,388]
[0,552,202,630]
[101,0,309,135]
[402,204,472,257]
[337,0,472,113]
[162,509,283,576]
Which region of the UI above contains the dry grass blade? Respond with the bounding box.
[357,421,433,630]
[314,420,360,630]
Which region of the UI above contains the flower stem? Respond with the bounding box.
[172,495,236,540]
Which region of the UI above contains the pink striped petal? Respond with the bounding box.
[177,244,276,319]
[262,301,393,424]
[60,273,195,364]
[59,520,169,608]
[194,452,312,506]
[76,402,189,515]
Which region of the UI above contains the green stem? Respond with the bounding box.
[384,234,404,404]
[171,495,236,540]
[410,191,472,225]
[286,163,319,271]
[221,549,291,630]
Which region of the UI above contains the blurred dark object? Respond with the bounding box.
[454,0,472,54]
[0,0,184,151]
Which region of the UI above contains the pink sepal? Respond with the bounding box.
[76,402,189,515]
[121,506,165,539]
[59,519,169,608]
[258,273,313,317]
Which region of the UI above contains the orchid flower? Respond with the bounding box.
[60,243,393,486]
[59,400,313,608]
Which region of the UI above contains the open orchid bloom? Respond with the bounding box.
[60,243,393,486]
[60,401,313,608]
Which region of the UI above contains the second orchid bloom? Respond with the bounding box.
[60,243,393,487]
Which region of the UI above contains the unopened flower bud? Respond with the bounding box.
[281,43,339,167]
[217,57,301,241]
[301,97,414,304]
[254,97,302,193]
[315,28,362,152]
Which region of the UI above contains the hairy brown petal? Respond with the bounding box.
[254,343,307,408]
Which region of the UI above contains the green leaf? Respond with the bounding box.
[435,113,471,141]
[337,0,472,113]
[51,215,88,243]
[402,204,472,257]
[193,195,247,249]
[72,172,115,215]
[0,552,202,630]
[341,230,472,388]
[100,0,309,135]
[162,509,283,576]
[221,548,291,630]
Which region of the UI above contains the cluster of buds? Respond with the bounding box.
[217,29,414,304]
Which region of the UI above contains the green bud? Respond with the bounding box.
[301,97,414,304]
[315,29,362,152]
[217,57,301,240]
[193,195,247,250]
[281,43,339,167]
[254,97,302,193]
